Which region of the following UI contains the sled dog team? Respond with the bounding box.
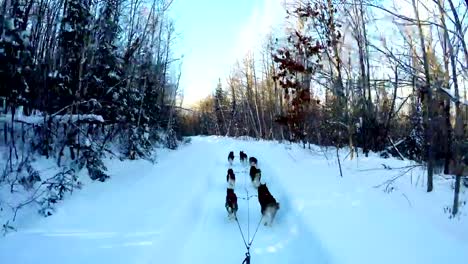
[225,151,280,226]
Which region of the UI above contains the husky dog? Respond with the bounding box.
[257,183,280,226]
[225,188,238,220]
[249,157,258,167]
[239,151,248,164]
[228,151,235,166]
[226,168,236,189]
[249,166,261,188]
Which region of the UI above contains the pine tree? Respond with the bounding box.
[55,0,91,111]
[0,1,33,114]
[214,79,228,135]
[86,0,123,121]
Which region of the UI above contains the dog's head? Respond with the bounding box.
[258,182,267,192]
[227,168,234,175]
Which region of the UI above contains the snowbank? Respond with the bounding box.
[0,114,105,125]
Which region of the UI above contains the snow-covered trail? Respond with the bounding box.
[0,137,330,264]
[175,138,331,264]
[1,136,467,264]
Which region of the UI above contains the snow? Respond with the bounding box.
[0,113,105,124]
[108,71,119,79]
[5,18,14,31]
[64,22,74,33]
[48,70,59,78]
[1,136,467,263]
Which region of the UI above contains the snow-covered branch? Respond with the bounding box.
[439,88,468,106]
[0,114,105,125]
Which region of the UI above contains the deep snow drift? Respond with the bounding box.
[1,136,467,264]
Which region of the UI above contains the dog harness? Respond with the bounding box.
[227,192,237,205]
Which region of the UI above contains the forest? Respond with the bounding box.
[182,0,468,213]
[0,0,182,227]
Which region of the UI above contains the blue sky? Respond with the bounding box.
[169,0,286,107]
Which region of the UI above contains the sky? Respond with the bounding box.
[169,0,287,107]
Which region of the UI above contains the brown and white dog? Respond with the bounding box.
[257,183,280,226]
[226,168,236,189]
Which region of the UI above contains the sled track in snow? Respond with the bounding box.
[175,141,333,264]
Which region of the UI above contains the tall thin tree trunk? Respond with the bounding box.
[436,0,453,175]
[384,66,398,140]
[252,58,263,138]
[453,174,461,215]
[412,0,434,192]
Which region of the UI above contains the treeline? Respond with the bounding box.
[0,0,181,225]
[181,0,468,214]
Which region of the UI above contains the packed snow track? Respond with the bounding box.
[1,136,467,264]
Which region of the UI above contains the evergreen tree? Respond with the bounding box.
[0,1,33,114]
[214,79,228,135]
[86,0,123,121]
[55,0,91,111]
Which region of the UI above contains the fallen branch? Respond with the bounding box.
[388,136,405,160]
[439,88,468,106]
[9,168,77,222]
[327,121,349,131]
[374,165,422,190]
[343,150,353,161]
[359,164,422,172]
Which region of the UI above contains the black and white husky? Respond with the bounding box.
[228,151,234,166]
[257,183,280,226]
[240,151,248,164]
[226,168,235,189]
[249,156,258,167]
[225,188,238,220]
[249,166,261,188]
